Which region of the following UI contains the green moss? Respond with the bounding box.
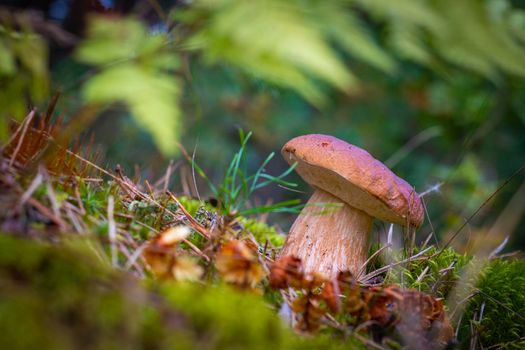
[157,282,357,350]
[177,196,286,248]
[0,235,141,350]
[238,217,285,248]
[161,283,289,349]
[177,196,206,217]
[459,259,525,348]
[384,246,470,299]
[0,234,356,349]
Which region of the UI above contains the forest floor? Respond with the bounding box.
[0,107,524,350]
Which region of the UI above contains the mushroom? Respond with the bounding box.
[280,134,424,277]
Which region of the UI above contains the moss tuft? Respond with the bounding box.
[459,259,525,348]
[238,217,285,248]
[384,246,470,299]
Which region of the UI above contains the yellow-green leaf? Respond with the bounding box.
[83,64,181,156]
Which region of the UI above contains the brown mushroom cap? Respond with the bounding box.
[282,134,424,227]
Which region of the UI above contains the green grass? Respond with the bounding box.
[189,130,303,217]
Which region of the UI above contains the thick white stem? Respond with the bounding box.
[280,189,373,278]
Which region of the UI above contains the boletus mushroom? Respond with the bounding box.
[280,134,424,277]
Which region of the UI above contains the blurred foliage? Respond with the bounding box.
[176,0,391,105]
[178,0,525,105]
[76,16,181,156]
[0,11,48,139]
[0,0,524,247]
[5,0,525,153]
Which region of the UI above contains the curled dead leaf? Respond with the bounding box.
[269,256,305,289]
[215,239,264,289]
[336,271,368,319]
[365,285,403,327]
[171,256,203,281]
[143,245,175,279]
[364,286,455,347]
[157,225,191,246]
[143,225,201,281]
[320,279,340,314]
[291,294,326,333]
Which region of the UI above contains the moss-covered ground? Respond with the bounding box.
[1,111,524,349]
[0,234,359,350]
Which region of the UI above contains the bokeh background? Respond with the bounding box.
[2,0,525,251]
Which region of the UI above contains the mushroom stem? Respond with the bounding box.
[280,189,373,277]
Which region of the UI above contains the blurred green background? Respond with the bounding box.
[1,0,524,250]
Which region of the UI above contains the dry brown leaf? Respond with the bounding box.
[269,256,305,289]
[215,239,264,289]
[364,286,455,347]
[292,294,326,333]
[320,279,340,314]
[171,256,203,281]
[267,258,454,344]
[157,226,191,245]
[143,246,175,279]
[365,285,403,327]
[143,225,196,280]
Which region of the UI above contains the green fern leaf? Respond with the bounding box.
[76,16,181,156]
[180,0,357,106]
[82,65,181,156]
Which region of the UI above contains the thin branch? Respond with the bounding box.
[167,191,210,239]
[449,292,479,319]
[437,162,525,257]
[108,196,118,267]
[191,143,202,201]
[19,173,43,205]
[420,196,439,249]
[358,243,392,279]
[360,245,434,283]
[415,266,430,283]
[124,242,149,271]
[488,236,509,259]
[9,109,35,167]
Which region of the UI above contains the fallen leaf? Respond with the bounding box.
[320,279,340,314]
[143,225,196,280]
[157,225,191,246]
[171,256,203,281]
[292,294,326,333]
[269,256,304,289]
[215,240,264,289]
